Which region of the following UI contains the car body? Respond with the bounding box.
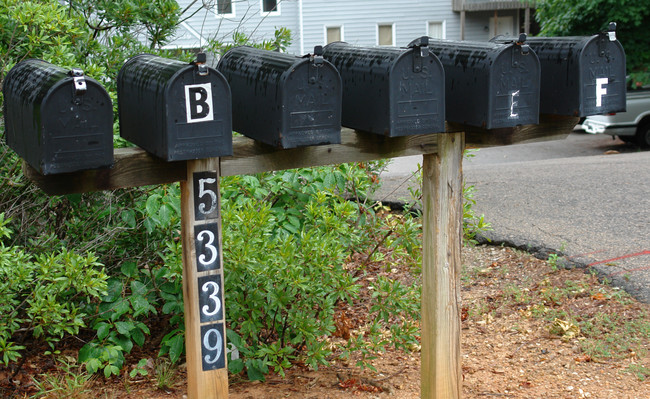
[582,88,650,146]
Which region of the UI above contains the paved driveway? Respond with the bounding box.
[375,133,650,302]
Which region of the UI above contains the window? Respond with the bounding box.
[326,26,342,44]
[215,0,234,17]
[262,0,279,14]
[378,24,394,46]
[428,21,445,39]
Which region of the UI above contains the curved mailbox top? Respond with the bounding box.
[218,46,317,86]
[217,46,342,149]
[422,36,540,129]
[118,54,232,161]
[323,38,445,136]
[523,25,626,117]
[3,59,113,175]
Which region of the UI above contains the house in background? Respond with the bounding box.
[454,0,536,40]
[169,0,536,56]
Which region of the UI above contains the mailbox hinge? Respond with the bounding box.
[307,45,324,84]
[69,69,87,97]
[408,36,429,73]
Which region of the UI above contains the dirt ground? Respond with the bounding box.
[4,245,649,398]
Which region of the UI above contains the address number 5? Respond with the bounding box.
[198,178,217,215]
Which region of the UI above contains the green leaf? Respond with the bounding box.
[120,209,136,228]
[103,279,123,303]
[130,280,148,296]
[114,321,135,335]
[158,204,173,226]
[120,261,137,278]
[130,295,153,317]
[96,322,111,340]
[145,194,162,217]
[246,359,267,381]
[228,358,244,374]
[131,327,145,347]
[111,334,133,354]
[168,334,184,364]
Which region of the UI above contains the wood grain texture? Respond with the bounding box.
[22,116,577,195]
[421,133,464,399]
[181,158,229,399]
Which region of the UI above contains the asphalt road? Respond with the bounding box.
[375,132,650,303]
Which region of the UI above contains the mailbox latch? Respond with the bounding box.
[307,46,324,84]
[408,36,430,73]
[598,22,617,58]
[193,52,209,76]
[69,69,87,97]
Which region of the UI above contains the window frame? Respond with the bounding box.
[324,25,344,44]
[261,0,281,16]
[426,20,446,39]
[214,0,235,18]
[377,23,395,46]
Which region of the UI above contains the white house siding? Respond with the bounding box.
[168,0,300,51]
[172,0,463,56]
[300,0,460,54]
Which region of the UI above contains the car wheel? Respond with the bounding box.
[636,121,650,147]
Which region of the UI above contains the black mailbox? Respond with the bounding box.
[421,34,540,129]
[117,53,232,161]
[322,37,445,137]
[217,46,341,149]
[522,23,626,117]
[3,59,113,175]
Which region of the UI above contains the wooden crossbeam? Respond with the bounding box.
[23,115,577,196]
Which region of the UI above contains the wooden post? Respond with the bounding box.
[421,132,464,399]
[181,157,228,398]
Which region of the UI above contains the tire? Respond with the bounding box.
[635,121,650,147]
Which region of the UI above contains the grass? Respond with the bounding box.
[31,358,94,399]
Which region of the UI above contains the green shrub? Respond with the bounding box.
[0,213,107,365]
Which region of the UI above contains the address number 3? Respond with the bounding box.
[201,280,221,317]
[197,229,218,266]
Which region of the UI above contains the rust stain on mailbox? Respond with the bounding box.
[3,59,113,175]
[217,46,342,149]
[523,22,626,117]
[323,37,445,137]
[424,34,541,129]
[118,53,232,161]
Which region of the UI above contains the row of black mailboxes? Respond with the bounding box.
[4,28,626,175]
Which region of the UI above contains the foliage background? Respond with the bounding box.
[534,0,650,86]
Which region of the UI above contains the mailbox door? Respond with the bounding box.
[389,50,445,136]
[280,60,342,148]
[580,37,626,116]
[165,67,233,160]
[41,80,113,174]
[489,47,540,128]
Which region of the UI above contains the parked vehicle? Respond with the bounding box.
[582,87,650,147]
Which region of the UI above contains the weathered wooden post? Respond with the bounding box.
[181,158,228,398]
[421,132,464,399]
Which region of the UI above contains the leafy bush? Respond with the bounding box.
[0,213,107,365]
